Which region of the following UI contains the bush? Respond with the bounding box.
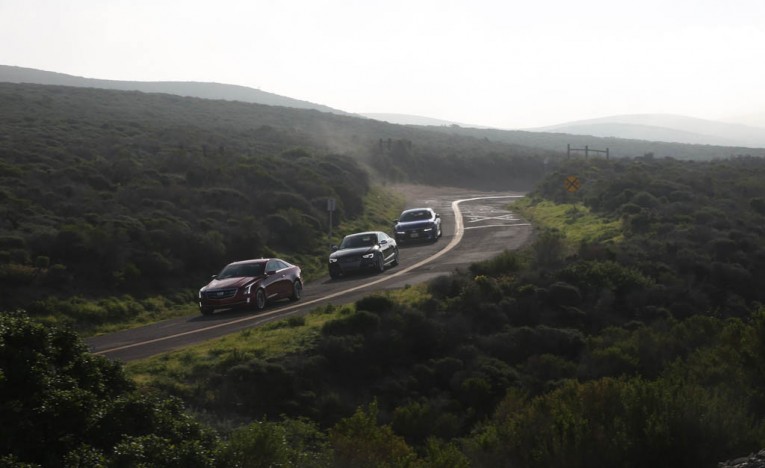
[329,402,417,467]
[321,311,381,336]
[464,377,761,468]
[547,281,582,307]
[355,295,395,314]
[470,249,523,276]
[0,312,218,465]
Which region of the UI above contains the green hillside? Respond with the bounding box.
[4,155,765,466]
[0,82,554,328]
[135,155,765,466]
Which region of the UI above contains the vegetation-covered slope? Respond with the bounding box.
[125,155,765,466]
[4,154,765,466]
[0,84,371,311]
[0,83,555,322]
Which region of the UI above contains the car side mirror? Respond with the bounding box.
[331,245,338,251]
[380,239,388,245]
[393,219,399,223]
[435,213,440,218]
[266,270,277,276]
[211,274,217,279]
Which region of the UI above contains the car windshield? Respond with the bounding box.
[340,234,378,249]
[217,263,264,279]
[400,210,431,222]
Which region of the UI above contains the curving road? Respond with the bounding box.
[86,186,532,362]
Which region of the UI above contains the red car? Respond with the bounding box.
[198,258,303,315]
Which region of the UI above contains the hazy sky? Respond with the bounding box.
[1,0,764,128]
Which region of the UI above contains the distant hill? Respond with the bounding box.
[0,64,350,115]
[362,112,765,150]
[531,114,765,148]
[724,111,765,129]
[361,113,490,128]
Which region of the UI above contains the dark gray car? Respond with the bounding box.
[328,231,399,279]
[394,207,442,243]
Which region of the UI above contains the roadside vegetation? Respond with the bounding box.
[8,154,765,466]
[513,198,624,245]
[4,82,765,466]
[0,83,554,334]
[124,155,765,466]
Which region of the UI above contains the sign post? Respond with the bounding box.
[564,175,582,214]
[327,198,336,249]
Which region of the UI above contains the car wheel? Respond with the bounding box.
[392,248,399,266]
[290,280,302,301]
[254,288,267,310]
[200,307,214,316]
[376,253,385,273]
[329,269,340,279]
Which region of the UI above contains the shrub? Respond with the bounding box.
[219,418,331,468]
[547,281,582,307]
[34,255,50,269]
[355,295,395,314]
[470,249,523,276]
[329,402,417,467]
[464,377,761,468]
[321,311,381,337]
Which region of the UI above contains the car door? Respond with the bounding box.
[264,259,289,299]
[379,232,395,263]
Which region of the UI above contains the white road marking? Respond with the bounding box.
[464,223,531,230]
[466,214,519,223]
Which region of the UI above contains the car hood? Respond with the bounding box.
[395,220,434,230]
[329,246,377,259]
[203,276,263,290]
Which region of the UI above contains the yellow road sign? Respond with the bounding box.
[564,175,581,193]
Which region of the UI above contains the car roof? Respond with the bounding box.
[344,231,381,237]
[401,207,434,214]
[227,258,271,266]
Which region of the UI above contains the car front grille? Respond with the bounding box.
[403,228,430,237]
[202,288,237,300]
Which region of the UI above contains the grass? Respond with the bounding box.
[513,197,624,245]
[127,303,349,389]
[126,286,434,390]
[383,282,431,306]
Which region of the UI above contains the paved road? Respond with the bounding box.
[86,187,532,362]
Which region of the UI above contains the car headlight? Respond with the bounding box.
[396,231,405,235]
[244,283,253,295]
[362,253,375,259]
[329,258,338,263]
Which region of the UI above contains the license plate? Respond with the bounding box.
[411,232,419,238]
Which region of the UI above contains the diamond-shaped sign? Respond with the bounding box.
[564,175,581,193]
